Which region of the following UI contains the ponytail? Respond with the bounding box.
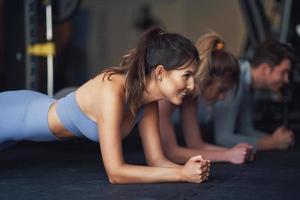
[195,32,239,97]
[103,27,199,115]
[195,32,225,86]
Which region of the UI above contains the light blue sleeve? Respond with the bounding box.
[236,92,268,138]
[212,88,264,148]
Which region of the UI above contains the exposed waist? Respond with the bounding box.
[53,92,99,142]
[48,102,77,139]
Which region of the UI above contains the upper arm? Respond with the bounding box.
[158,100,179,149]
[139,101,167,166]
[212,89,259,146]
[213,92,239,141]
[236,94,256,134]
[181,97,205,148]
[96,82,125,176]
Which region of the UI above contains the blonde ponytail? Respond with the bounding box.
[195,32,225,87]
[194,32,239,100]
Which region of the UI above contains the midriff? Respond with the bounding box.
[48,101,76,139]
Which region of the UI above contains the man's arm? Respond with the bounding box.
[213,90,263,148]
[235,91,268,138]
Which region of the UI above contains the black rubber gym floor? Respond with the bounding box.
[1,132,300,200]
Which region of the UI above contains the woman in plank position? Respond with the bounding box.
[159,33,254,165]
[0,28,210,184]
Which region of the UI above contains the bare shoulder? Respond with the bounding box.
[95,72,126,91]
[75,72,126,121]
[78,73,125,97]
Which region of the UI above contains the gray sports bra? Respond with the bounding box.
[55,92,144,142]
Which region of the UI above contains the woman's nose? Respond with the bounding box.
[187,77,195,91]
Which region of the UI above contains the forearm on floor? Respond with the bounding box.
[108,163,183,184]
[256,135,275,150]
[214,131,260,148]
[200,142,228,151]
[165,146,229,164]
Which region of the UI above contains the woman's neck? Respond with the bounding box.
[142,77,164,104]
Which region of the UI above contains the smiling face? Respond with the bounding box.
[158,61,197,105]
[264,58,291,92]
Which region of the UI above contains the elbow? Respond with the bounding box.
[148,159,165,167]
[163,146,185,164]
[107,172,121,184]
[106,168,127,184]
[147,152,171,167]
[147,148,179,166]
[108,177,123,184]
[108,177,118,184]
[166,154,184,165]
[108,173,130,184]
[161,144,177,161]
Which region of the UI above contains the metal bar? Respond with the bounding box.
[45,3,54,97]
[280,0,293,43]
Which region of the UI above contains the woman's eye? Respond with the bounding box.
[183,73,190,80]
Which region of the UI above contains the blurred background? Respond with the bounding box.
[0,0,300,132]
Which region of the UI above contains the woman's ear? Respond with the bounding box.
[154,65,166,81]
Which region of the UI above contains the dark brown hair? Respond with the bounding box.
[195,32,240,98]
[250,39,295,69]
[102,27,199,115]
